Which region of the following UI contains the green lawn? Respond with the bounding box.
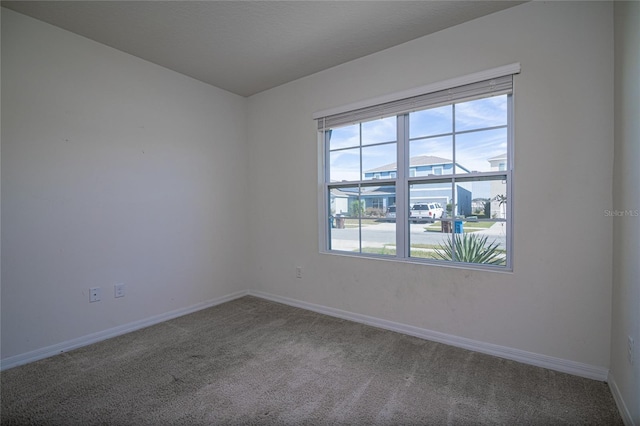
[343,218,383,228]
[358,245,441,259]
[424,221,499,233]
[339,218,501,232]
[359,240,506,260]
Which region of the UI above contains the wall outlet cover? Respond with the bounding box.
[89,287,101,303]
[114,283,125,298]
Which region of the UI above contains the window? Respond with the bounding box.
[317,65,518,270]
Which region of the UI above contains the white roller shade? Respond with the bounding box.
[315,63,520,130]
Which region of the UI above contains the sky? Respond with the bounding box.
[329,95,508,182]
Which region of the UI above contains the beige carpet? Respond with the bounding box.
[1,296,623,425]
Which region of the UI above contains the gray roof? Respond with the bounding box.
[487,153,507,162]
[330,186,395,198]
[366,155,452,173]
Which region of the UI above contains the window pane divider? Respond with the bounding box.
[330,140,396,153]
[396,114,409,259]
[328,179,397,188]
[407,171,508,185]
[409,124,508,143]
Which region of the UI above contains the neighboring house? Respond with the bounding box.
[330,186,396,216]
[487,153,507,172]
[364,155,470,179]
[455,187,473,217]
[362,156,472,216]
[329,188,350,216]
[472,198,489,213]
[329,154,510,218]
[488,153,507,219]
[327,155,475,218]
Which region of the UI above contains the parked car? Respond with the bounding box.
[410,202,444,223]
[385,205,396,220]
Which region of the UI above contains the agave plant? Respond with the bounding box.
[434,233,505,265]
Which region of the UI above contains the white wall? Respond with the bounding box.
[611,2,640,423]
[1,9,248,360]
[247,1,614,370]
[2,4,628,410]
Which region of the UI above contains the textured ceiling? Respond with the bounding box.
[2,1,524,97]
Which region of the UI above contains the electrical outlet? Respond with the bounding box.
[296,267,302,279]
[628,336,634,365]
[89,287,101,303]
[114,283,125,298]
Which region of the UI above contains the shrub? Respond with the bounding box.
[434,233,505,265]
[349,200,365,217]
[365,207,384,217]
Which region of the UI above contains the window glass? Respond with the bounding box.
[410,105,452,139]
[322,84,512,269]
[455,128,507,174]
[409,182,451,222]
[328,185,396,256]
[329,148,360,182]
[329,124,359,150]
[408,182,451,259]
[409,135,453,175]
[455,95,507,132]
[362,143,397,180]
[362,117,396,145]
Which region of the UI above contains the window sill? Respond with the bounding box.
[320,249,513,274]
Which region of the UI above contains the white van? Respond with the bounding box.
[410,202,444,223]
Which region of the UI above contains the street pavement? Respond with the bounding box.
[329,220,507,252]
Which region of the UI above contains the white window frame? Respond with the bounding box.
[315,64,519,271]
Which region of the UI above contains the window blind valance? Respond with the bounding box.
[314,63,520,130]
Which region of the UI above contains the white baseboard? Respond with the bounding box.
[608,372,636,426]
[2,288,611,384]
[0,290,248,371]
[249,290,609,382]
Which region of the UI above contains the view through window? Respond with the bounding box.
[320,74,514,269]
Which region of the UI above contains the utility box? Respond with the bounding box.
[454,220,464,233]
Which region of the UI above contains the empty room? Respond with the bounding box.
[1,1,638,424]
